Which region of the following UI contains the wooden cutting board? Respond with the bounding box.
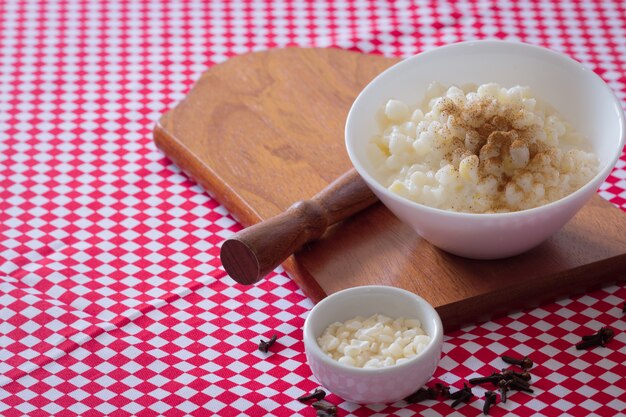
[154,47,626,331]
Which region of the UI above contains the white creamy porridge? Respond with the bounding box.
[317,314,431,368]
[368,83,599,213]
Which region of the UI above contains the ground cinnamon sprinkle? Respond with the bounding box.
[369,82,598,213]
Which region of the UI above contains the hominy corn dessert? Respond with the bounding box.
[317,314,431,368]
[368,82,599,213]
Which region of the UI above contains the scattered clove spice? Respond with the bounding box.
[435,382,451,398]
[450,391,472,408]
[404,387,437,404]
[258,334,278,353]
[575,327,615,350]
[501,369,531,382]
[497,379,509,403]
[501,370,531,388]
[469,372,503,386]
[508,380,534,393]
[297,388,326,403]
[448,385,467,400]
[449,383,473,408]
[501,354,533,369]
[312,400,337,415]
[469,361,536,412]
[511,376,532,389]
[483,391,497,415]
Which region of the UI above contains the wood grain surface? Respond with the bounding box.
[154,47,626,331]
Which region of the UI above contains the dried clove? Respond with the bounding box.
[258,334,277,353]
[435,382,451,398]
[469,372,503,386]
[501,355,533,369]
[450,391,472,408]
[508,380,534,393]
[405,387,437,403]
[297,388,326,403]
[501,370,531,388]
[497,379,509,403]
[598,327,614,344]
[511,375,532,389]
[575,327,615,350]
[312,400,337,415]
[449,385,467,400]
[483,391,497,415]
[503,369,531,382]
[575,338,600,350]
[449,384,473,408]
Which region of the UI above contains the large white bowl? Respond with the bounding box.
[346,40,625,259]
[303,286,443,404]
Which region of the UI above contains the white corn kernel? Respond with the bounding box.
[385,99,410,121]
[338,356,356,367]
[317,314,431,368]
[459,155,479,183]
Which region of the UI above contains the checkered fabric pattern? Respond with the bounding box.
[1,1,625,416]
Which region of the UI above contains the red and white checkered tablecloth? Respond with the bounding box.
[1,1,625,416]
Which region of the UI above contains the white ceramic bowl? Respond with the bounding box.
[346,40,625,259]
[303,286,443,404]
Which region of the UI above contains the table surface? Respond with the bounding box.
[1,1,625,416]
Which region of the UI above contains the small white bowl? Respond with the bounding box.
[346,40,625,259]
[303,286,443,404]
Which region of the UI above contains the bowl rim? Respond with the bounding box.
[345,39,626,219]
[303,285,444,375]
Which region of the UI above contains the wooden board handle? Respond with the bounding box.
[220,169,378,284]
